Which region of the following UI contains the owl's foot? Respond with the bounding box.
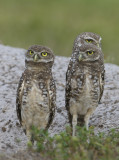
[72,114,77,136]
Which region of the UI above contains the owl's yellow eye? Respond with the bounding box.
[85,39,93,43]
[87,51,94,55]
[41,52,48,57]
[29,50,34,55]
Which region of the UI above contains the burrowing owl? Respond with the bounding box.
[65,44,104,136]
[73,32,102,51]
[16,45,56,141]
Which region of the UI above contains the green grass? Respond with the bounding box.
[28,126,119,160]
[0,0,119,64]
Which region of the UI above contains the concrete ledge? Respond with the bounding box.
[0,44,119,152]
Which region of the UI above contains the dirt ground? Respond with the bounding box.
[0,44,119,158]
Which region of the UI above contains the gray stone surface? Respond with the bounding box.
[0,44,119,153]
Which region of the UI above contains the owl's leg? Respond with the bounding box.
[72,114,77,136]
[27,130,31,140]
[26,129,34,144]
[84,108,94,130]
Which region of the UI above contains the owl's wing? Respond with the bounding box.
[99,68,105,103]
[65,60,73,124]
[46,78,56,129]
[16,72,26,125]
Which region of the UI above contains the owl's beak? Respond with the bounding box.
[33,54,38,61]
[79,54,83,61]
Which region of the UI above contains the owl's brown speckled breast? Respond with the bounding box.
[70,65,100,115]
[21,73,51,130]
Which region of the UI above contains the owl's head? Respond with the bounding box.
[25,45,54,68]
[73,32,102,50]
[74,44,103,62]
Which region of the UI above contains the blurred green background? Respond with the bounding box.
[0,0,119,64]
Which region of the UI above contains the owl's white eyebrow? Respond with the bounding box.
[85,37,95,41]
[41,50,48,53]
[86,50,94,52]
